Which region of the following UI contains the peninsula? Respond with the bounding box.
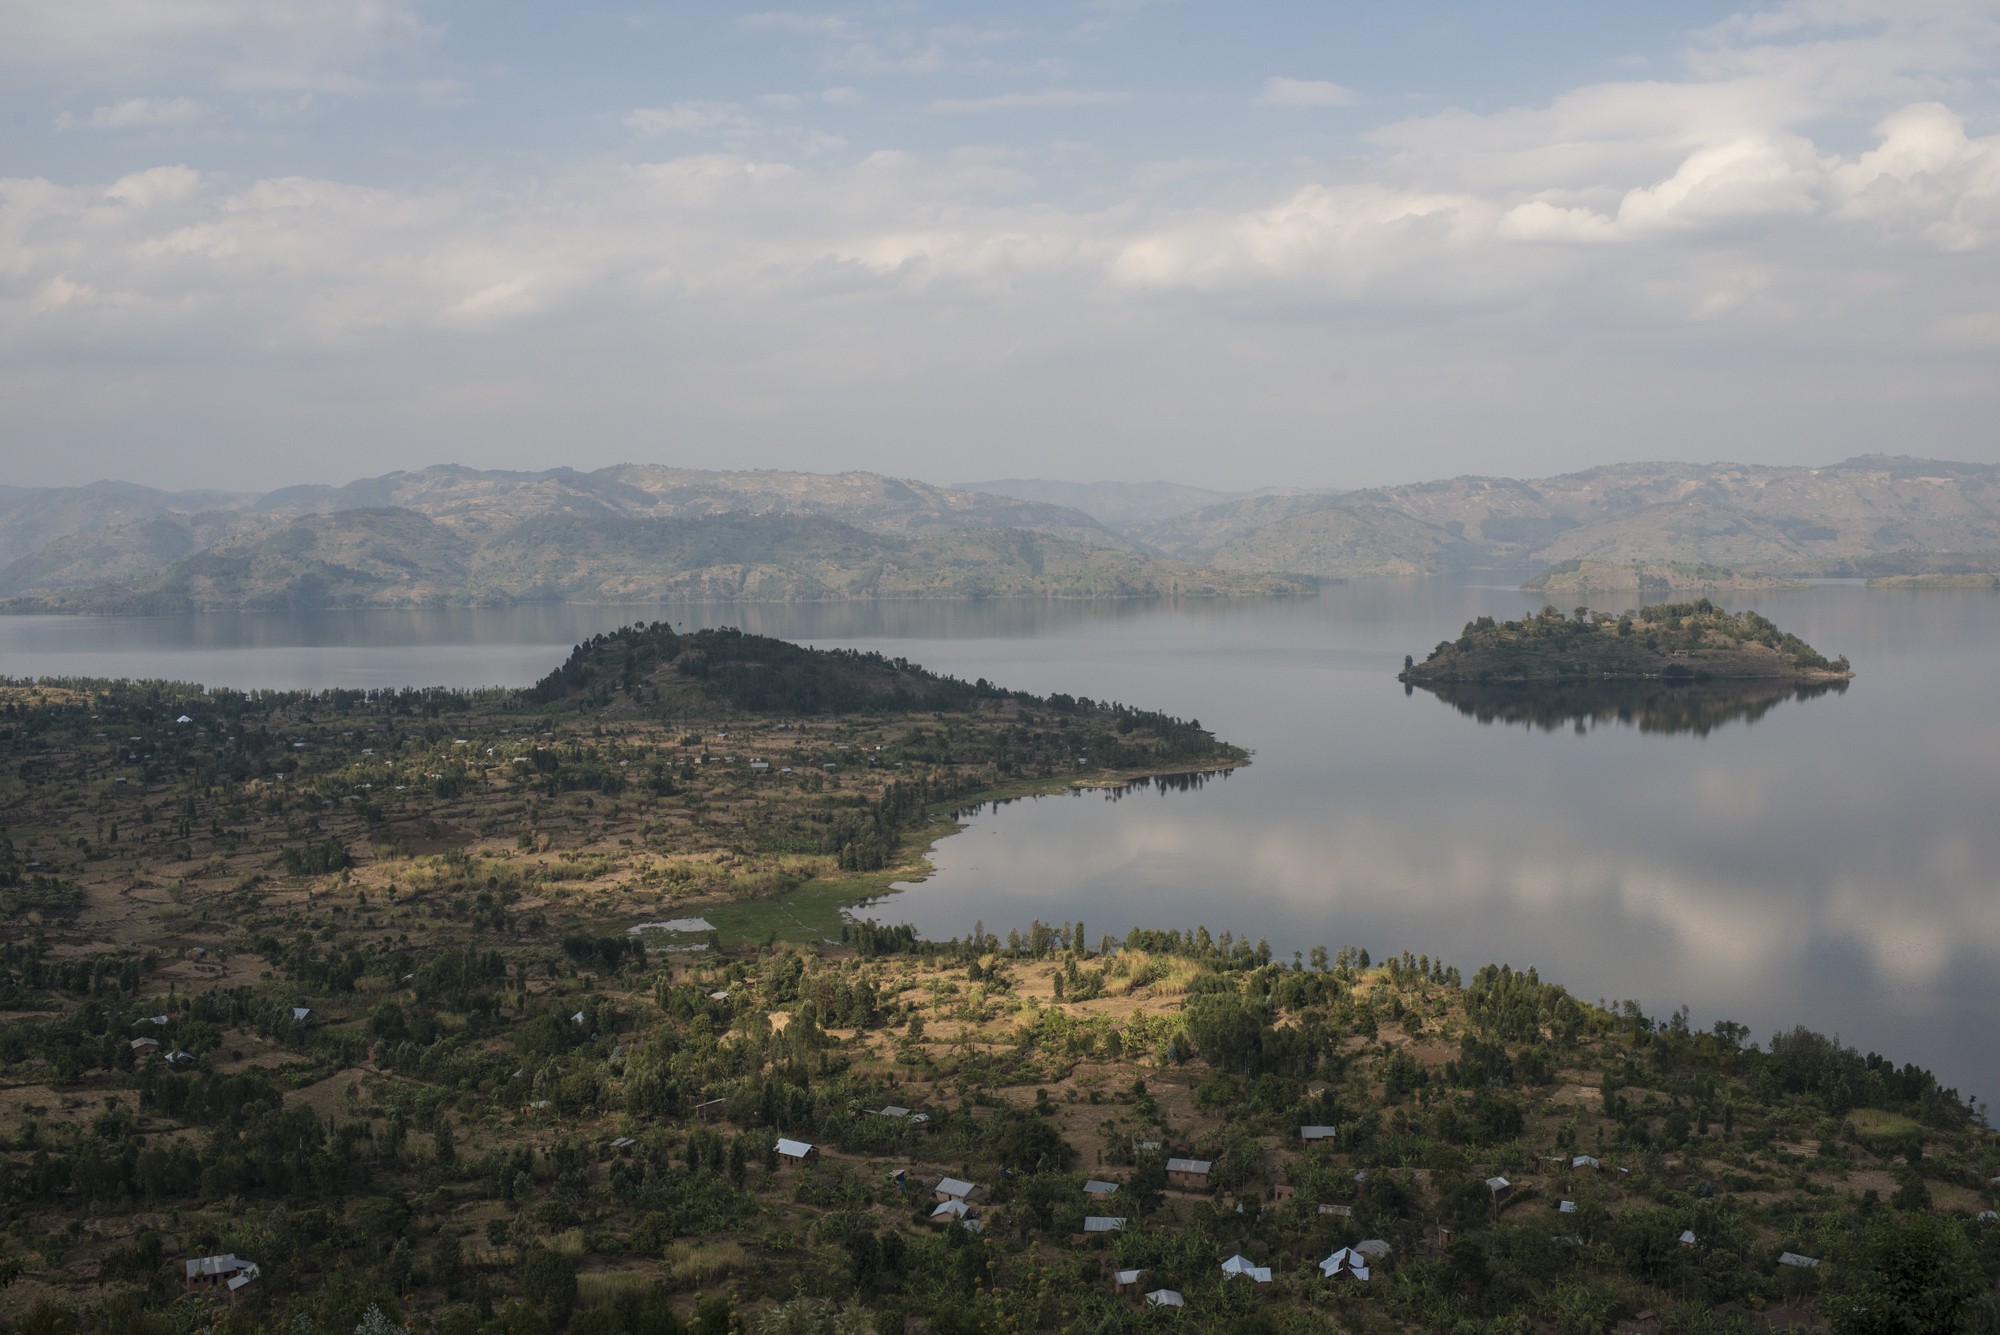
[1522,560,1802,599]
[1400,601,1853,684]
[2,625,1992,1335]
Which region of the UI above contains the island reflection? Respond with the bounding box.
[1410,676,1849,735]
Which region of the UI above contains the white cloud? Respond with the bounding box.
[929,89,1128,114]
[55,96,211,130]
[5,0,2000,486]
[0,0,441,94]
[624,103,757,136]
[1253,76,1359,108]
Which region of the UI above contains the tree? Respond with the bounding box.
[1824,1210,1991,1335]
[521,1248,579,1327]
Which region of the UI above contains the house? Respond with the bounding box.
[931,1200,974,1223]
[1353,1239,1391,1261]
[570,1011,587,1026]
[707,990,730,1002]
[1571,1155,1602,1170]
[176,715,194,724]
[874,1105,912,1118]
[1165,1157,1213,1189]
[140,1015,169,1027]
[163,1049,195,1066]
[1113,1268,1145,1296]
[131,1037,160,1053]
[1144,1289,1184,1308]
[1680,1230,1700,1248]
[1082,1217,1126,1234]
[1318,1203,1353,1218]
[608,1136,636,1151]
[1980,1212,1999,1224]
[774,1138,819,1164]
[1319,1248,1371,1282]
[1220,1254,1272,1283]
[935,1177,988,1205]
[1558,1201,1578,1214]
[1778,1252,1820,1269]
[185,1255,259,1301]
[1301,1125,1338,1144]
[750,761,769,773]
[1133,1139,1161,1152]
[1485,1175,1511,1199]
[1083,1179,1120,1198]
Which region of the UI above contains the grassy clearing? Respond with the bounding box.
[663,1240,748,1288]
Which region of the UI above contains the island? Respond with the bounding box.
[7,624,1992,1335]
[1400,600,1852,685]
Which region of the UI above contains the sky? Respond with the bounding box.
[2,0,1999,494]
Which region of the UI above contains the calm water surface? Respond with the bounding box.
[1,585,1994,1096]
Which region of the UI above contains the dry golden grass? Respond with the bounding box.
[577,1269,658,1306]
[664,1240,748,1287]
[545,1228,585,1258]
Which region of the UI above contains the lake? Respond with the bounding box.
[1,582,1994,1098]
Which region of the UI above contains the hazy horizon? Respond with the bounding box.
[5,2,2000,492]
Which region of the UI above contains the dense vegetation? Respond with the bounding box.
[1401,602,1853,685]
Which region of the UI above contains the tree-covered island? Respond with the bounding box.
[5,624,1994,1335]
[1401,602,1853,686]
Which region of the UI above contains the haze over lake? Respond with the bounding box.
[4,582,1993,1096]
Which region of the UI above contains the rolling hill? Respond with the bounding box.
[1133,456,2000,580]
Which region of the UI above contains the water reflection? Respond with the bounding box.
[1411,677,1850,736]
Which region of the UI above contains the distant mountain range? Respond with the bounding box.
[1130,456,2000,581]
[953,478,1321,529]
[5,456,1996,612]
[0,466,1306,612]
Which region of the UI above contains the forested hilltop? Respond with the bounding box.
[1401,603,1853,685]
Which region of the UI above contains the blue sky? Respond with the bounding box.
[3,0,1998,491]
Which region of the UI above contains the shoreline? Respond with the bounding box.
[695,756,1250,946]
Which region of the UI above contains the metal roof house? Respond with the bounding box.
[1113,1268,1145,1295]
[185,1255,259,1301]
[1082,1217,1126,1234]
[1144,1289,1184,1308]
[1300,1125,1339,1143]
[1165,1157,1213,1189]
[1319,1247,1372,1282]
[1778,1252,1820,1268]
[1353,1239,1391,1261]
[935,1176,987,1204]
[1083,1179,1119,1197]
[774,1138,819,1163]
